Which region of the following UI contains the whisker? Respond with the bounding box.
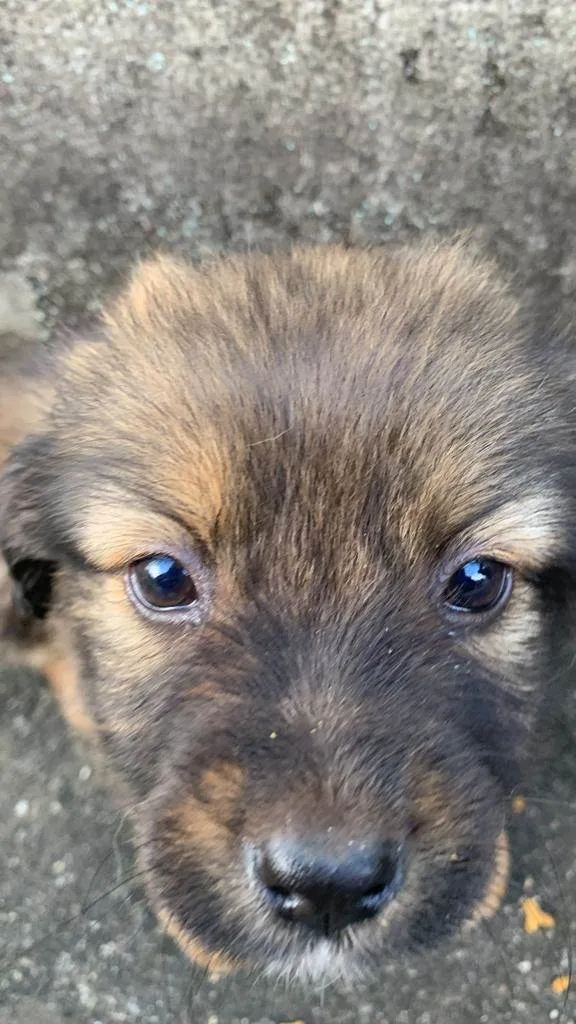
[478,916,519,1004]
[0,864,156,971]
[183,962,211,1023]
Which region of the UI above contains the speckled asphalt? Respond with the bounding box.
[1,1,576,1021]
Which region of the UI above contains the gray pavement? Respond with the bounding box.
[1,1,576,1021]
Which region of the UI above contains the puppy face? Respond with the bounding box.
[2,241,576,985]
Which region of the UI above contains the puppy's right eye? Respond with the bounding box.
[128,555,199,611]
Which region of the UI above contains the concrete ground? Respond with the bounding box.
[1,0,576,1020]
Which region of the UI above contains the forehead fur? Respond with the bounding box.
[49,240,564,572]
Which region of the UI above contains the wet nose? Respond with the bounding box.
[254,836,404,936]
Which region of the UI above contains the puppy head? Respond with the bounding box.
[2,241,576,984]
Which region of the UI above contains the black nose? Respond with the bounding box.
[253,837,403,936]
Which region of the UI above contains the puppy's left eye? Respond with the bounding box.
[128,555,199,611]
[443,558,513,614]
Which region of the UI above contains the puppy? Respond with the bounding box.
[1,239,575,985]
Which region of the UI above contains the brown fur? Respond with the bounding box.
[1,239,575,985]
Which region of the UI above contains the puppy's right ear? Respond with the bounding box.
[0,302,60,647]
[0,433,58,644]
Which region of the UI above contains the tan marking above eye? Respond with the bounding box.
[456,492,567,573]
[70,488,191,572]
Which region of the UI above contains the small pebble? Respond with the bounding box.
[14,800,29,818]
[517,960,532,975]
[147,51,166,72]
[99,942,117,959]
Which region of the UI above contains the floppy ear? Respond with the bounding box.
[0,367,57,646]
[2,432,58,618]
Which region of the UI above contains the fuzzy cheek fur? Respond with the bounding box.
[1,239,576,985]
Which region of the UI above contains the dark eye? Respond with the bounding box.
[443,558,513,614]
[128,555,198,611]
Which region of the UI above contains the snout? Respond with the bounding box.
[247,835,404,937]
[137,699,510,983]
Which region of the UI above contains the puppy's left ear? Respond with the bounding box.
[0,433,58,643]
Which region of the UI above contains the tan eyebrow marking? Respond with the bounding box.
[457,492,567,572]
[73,500,190,572]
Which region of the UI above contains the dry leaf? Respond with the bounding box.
[520,896,555,934]
[550,974,571,995]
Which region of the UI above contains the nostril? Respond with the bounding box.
[257,851,291,897]
[364,882,390,898]
[356,850,403,911]
[362,883,391,903]
[369,844,404,893]
[265,882,295,910]
[267,884,291,899]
